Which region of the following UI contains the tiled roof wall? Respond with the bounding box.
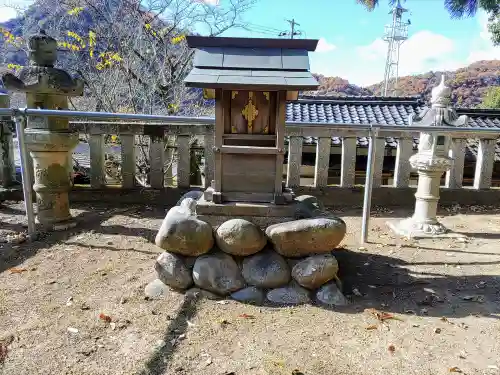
[286,97,500,161]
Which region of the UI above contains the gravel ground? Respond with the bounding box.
[1,201,500,375]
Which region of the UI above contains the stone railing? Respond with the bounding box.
[66,120,500,195]
[2,115,500,207]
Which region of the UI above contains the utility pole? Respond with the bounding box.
[279,18,302,39]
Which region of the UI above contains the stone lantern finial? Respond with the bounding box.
[28,29,58,67]
[431,74,452,107]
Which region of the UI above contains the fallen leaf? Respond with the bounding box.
[365,325,378,330]
[238,313,255,319]
[365,308,404,322]
[449,367,463,373]
[388,344,396,353]
[9,267,27,274]
[99,313,112,323]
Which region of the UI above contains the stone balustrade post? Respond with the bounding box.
[387,75,468,238]
[0,89,15,187]
[2,30,83,230]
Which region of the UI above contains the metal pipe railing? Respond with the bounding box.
[2,107,499,245]
[361,126,379,244]
[13,114,36,238]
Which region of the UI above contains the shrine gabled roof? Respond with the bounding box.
[184,36,319,91]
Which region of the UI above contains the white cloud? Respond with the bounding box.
[0,0,31,22]
[315,37,336,53]
[357,30,462,76]
[196,0,220,6]
[466,11,500,62]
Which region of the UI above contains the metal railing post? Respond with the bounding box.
[361,126,379,244]
[14,112,36,237]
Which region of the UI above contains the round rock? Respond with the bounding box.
[242,250,290,288]
[265,217,346,257]
[231,286,265,305]
[155,198,214,256]
[155,252,193,290]
[316,282,349,306]
[215,219,267,256]
[144,279,169,299]
[192,252,245,295]
[266,282,311,305]
[176,190,203,206]
[292,254,339,289]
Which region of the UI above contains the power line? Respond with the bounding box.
[279,18,302,39]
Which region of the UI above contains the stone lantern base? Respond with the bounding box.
[386,217,452,239]
[25,129,80,231]
[386,153,464,239]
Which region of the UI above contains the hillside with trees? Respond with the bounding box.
[0,0,499,109]
[311,60,500,108]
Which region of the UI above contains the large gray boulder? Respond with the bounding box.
[242,250,291,288]
[215,219,267,256]
[192,252,245,295]
[266,282,311,305]
[291,254,339,289]
[316,282,349,306]
[155,252,193,290]
[155,198,214,256]
[265,217,346,257]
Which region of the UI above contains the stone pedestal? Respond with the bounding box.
[387,154,453,238]
[27,129,80,229]
[2,30,84,230]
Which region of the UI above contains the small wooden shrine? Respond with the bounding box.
[184,36,318,214]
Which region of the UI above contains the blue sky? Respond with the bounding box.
[1,0,498,86]
[221,0,499,86]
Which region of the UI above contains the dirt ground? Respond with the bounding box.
[0,201,499,375]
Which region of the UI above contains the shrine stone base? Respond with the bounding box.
[386,218,465,239]
[196,196,300,229]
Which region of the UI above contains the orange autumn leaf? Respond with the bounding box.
[365,308,404,322]
[365,324,378,330]
[449,367,463,373]
[9,267,27,274]
[99,313,112,323]
[238,313,255,319]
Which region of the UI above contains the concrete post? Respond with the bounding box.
[2,30,83,230]
[387,75,468,238]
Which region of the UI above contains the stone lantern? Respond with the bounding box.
[388,75,468,237]
[2,30,84,230]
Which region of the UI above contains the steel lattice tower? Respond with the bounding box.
[382,0,410,96]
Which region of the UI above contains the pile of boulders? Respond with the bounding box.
[146,195,348,306]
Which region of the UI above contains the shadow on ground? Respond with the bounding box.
[0,204,162,274]
[333,248,500,320]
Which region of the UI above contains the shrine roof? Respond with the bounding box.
[184,36,319,90]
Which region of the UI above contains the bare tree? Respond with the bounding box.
[1,0,255,186]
